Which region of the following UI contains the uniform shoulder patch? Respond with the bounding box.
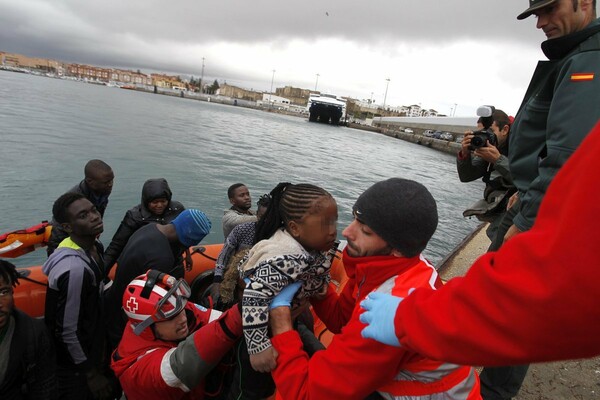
[571,73,595,82]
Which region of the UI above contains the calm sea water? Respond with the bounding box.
[0,71,482,268]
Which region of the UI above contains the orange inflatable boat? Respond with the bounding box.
[5,222,349,400]
[4,224,348,324]
[0,221,52,258]
[10,243,226,318]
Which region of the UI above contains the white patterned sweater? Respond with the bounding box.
[239,228,332,355]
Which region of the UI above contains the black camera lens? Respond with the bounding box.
[470,136,485,148]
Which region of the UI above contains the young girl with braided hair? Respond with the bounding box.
[240,182,339,373]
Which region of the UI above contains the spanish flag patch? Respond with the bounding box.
[571,73,595,82]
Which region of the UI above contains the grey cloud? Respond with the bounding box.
[2,0,540,48]
[0,0,548,96]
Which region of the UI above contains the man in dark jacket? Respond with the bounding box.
[457,109,515,242]
[0,259,57,400]
[103,178,184,272]
[47,160,114,256]
[43,192,118,400]
[105,209,211,351]
[482,1,600,399]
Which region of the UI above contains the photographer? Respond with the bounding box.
[457,106,515,242]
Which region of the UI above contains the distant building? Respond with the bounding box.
[404,105,439,117]
[151,73,183,88]
[1,51,66,75]
[217,84,262,101]
[275,86,312,106]
[258,93,291,109]
[68,64,111,81]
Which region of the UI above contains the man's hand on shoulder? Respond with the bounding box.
[359,292,406,347]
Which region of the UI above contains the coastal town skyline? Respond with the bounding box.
[0,49,444,117]
[1,0,579,116]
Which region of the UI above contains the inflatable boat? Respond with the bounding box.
[0,221,355,400]
[1,222,348,343]
[0,221,52,258]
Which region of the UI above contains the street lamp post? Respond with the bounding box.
[200,57,205,93]
[315,73,320,92]
[381,78,390,124]
[269,69,275,109]
[453,103,458,117]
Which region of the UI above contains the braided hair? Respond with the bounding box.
[0,259,20,287]
[254,183,333,243]
[256,193,272,209]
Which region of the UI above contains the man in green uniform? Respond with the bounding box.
[484,1,600,399]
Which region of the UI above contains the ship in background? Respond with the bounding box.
[307,93,346,125]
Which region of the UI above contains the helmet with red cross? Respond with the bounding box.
[122,269,191,335]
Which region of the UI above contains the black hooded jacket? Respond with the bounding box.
[104,178,184,270]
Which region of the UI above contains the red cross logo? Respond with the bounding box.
[126,297,139,313]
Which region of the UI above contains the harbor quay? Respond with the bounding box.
[119,83,470,157]
[349,120,472,156]
[135,83,473,156]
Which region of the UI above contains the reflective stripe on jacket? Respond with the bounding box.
[374,275,481,400]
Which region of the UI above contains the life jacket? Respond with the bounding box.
[374,273,481,400]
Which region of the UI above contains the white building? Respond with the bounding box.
[257,93,291,109]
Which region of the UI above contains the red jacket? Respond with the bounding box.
[271,249,481,399]
[111,303,241,400]
[395,121,600,366]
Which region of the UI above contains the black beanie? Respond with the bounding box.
[352,178,438,257]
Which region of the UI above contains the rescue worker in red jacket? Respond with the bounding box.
[359,121,600,366]
[110,270,242,400]
[269,178,482,400]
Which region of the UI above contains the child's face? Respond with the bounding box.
[290,197,338,252]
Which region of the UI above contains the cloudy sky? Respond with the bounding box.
[1,0,583,116]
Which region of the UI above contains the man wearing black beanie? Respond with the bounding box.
[268,178,481,399]
[348,178,438,258]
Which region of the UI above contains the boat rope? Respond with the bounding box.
[190,246,217,262]
[18,275,48,287]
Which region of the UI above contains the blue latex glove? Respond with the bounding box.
[270,281,302,309]
[359,292,404,347]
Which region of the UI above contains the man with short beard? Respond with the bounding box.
[269,179,481,399]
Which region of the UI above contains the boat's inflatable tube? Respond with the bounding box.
[0,221,52,258]
[13,243,225,318]
[12,236,349,342]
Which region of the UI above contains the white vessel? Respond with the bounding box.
[307,94,346,125]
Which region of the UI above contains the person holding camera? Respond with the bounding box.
[457,107,515,242]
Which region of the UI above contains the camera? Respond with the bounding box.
[468,105,498,150]
[469,129,498,150]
